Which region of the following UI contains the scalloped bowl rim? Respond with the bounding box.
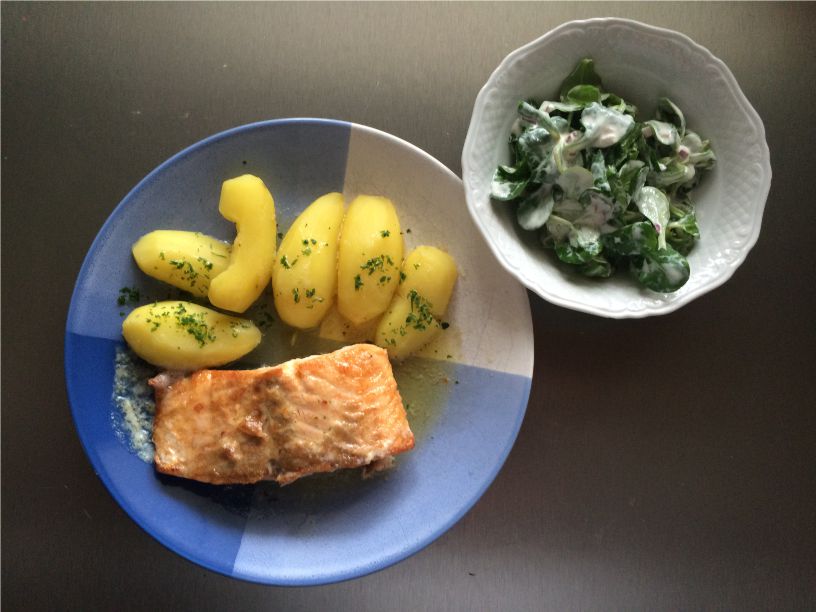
[462,17,771,318]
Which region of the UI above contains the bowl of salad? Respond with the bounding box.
[462,18,771,317]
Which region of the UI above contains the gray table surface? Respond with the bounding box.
[3,2,815,610]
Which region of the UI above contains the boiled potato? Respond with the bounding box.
[375,246,458,359]
[122,301,261,370]
[131,230,231,297]
[337,195,403,325]
[375,294,442,360]
[398,246,457,316]
[272,193,344,328]
[208,175,277,313]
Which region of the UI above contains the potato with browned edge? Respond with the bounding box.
[208,175,277,313]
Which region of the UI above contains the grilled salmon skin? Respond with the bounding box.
[150,343,414,485]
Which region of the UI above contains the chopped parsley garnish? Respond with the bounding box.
[169,258,199,287]
[229,320,251,338]
[196,256,214,271]
[399,271,407,283]
[280,254,297,269]
[380,230,391,237]
[305,288,316,298]
[405,289,436,331]
[171,302,215,347]
[117,286,140,306]
[254,309,276,329]
[292,288,300,303]
[361,254,395,277]
[354,274,363,290]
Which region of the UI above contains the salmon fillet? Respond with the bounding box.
[150,343,414,485]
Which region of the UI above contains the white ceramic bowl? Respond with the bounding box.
[462,18,771,318]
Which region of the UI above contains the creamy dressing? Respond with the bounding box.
[580,103,634,148]
[662,261,687,287]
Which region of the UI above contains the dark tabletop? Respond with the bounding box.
[3,2,815,610]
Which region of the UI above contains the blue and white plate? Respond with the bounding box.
[65,119,534,585]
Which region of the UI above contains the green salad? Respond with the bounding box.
[491,58,715,292]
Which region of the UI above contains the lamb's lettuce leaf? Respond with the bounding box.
[491,58,713,292]
[559,58,603,99]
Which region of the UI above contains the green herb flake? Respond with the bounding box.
[361,253,396,277]
[354,274,363,290]
[117,286,141,306]
[168,259,199,286]
[171,302,215,347]
[196,256,214,271]
[380,230,391,237]
[280,254,298,269]
[404,289,437,331]
[254,309,275,329]
[292,288,300,303]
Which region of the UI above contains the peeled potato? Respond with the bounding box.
[272,193,344,329]
[208,175,277,313]
[375,294,442,360]
[131,230,231,297]
[337,195,403,325]
[375,245,458,359]
[398,246,457,316]
[122,301,261,370]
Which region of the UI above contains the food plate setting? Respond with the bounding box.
[64,119,534,585]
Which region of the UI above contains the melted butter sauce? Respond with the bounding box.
[112,346,158,462]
